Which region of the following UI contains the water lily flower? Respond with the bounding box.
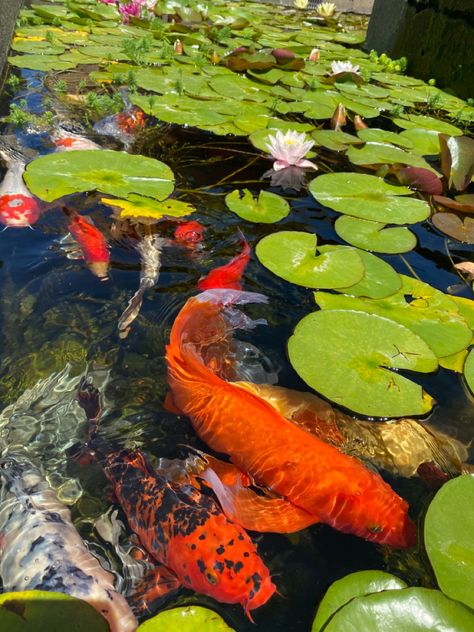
[330,60,360,75]
[308,48,320,62]
[266,130,317,171]
[174,39,184,55]
[294,0,309,8]
[317,2,336,18]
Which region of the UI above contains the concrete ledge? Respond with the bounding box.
[0,0,24,92]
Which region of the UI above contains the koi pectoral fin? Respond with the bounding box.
[129,565,181,616]
[163,391,183,415]
[200,465,318,534]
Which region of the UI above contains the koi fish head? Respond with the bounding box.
[116,108,146,134]
[174,220,205,248]
[0,194,40,228]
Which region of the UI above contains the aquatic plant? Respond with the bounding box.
[266,129,317,171]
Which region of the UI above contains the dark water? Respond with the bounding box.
[0,68,473,631]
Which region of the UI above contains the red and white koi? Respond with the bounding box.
[52,122,101,152]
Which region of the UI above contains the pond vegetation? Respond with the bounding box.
[0,0,473,630]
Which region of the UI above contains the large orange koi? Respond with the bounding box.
[165,290,417,548]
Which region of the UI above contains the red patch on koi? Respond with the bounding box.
[198,237,250,291]
[0,194,40,227]
[117,108,146,134]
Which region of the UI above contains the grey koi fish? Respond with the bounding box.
[0,453,138,632]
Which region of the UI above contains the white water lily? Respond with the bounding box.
[317,2,336,17]
[330,60,360,75]
[266,130,317,171]
[294,0,309,8]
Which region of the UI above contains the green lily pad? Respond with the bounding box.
[24,151,174,203]
[137,606,235,631]
[8,54,77,71]
[398,129,441,156]
[451,295,474,331]
[0,590,108,632]
[315,275,472,358]
[347,142,437,172]
[225,189,290,223]
[312,130,362,151]
[309,173,430,224]
[438,349,469,373]
[465,348,474,395]
[357,128,414,149]
[335,248,402,299]
[209,74,268,103]
[425,475,474,611]
[312,571,407,632]
[288,309,436,417]
[256,231,364,289]
[323,588,474,631]
[335,216,417,254]
[393,114,463,136]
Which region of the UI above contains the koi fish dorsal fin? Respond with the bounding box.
[130,564,181,615]
[200,459,318,533]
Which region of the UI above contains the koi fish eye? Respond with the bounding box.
[6,199,23,208]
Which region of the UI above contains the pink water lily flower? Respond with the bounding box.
[266,130,317,171]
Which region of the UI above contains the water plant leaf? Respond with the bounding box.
[347,142,437,172]
[334,216,417,254]
[311,130,362,151]
[425,475,474,611]
[335,248,402,299]
[315,275,472,358]
[398,129,441,156]
[394,167,443,195]
[24,151,174,203]
[256,231,364,289]
[309,173,430,224]
[312,571,407,632]
[8,54,77,71]
[225,189,290,223]
[357,128,414,149]
[433,195,474,214]
[393,114,463,136]
[431,213,474,244]
[0,590,108,632]
[439,135,474,192]
[438,349,469,373]
[288,309,436,417]
[137,606,235,631]
[322,587,474,631]
[465,348,474,395]
[101,195,194,220]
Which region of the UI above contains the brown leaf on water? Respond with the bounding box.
[453,261,474,281]
[432,212,474,243]
[433,195,474,214]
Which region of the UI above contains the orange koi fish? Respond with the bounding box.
[62,207,110,280]
[174,220,205,249]
[77,381,275,618]
[0,138,41,228]
[198,236,250,291]
[165,290,416,548]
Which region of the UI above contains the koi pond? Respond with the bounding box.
[0,0,473,630]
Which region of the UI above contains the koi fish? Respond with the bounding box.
[174,220,205,249]
[77,380,275,618]
[117,235,165,339]
[165,290,416,548]
[94,90,146,150]
[0,137,41,228]
[198,235,250,291]
[62,206,110,280]
[52,122,101,152]
[0,453,137,632]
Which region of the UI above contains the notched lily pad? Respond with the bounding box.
[465,348,474,395]
[432,213,474,244]
[101,195,194,220]
[288,309,437,417]
[347,142,437,173]
[225,189,290,223]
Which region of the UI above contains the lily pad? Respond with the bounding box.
[335,248,402,299]
[137,606,235,631]
[395,167,443,195]
[356,128,414,149]
[398,128,441,156]
[323,588,474,631]
[347,142,437,173]
[432,213,474,244]
[0,590,108,632]
[393,114,463,136]
[101,195,194,220]
[425,475,474,611]
[433,194,474,214]
[256,231,364,289]
[315,275,472,358]
[309,173,430,224]
[24,151,174,203]
[335,216,417,254]
[288,309,436,417]
[7,54,77,71]
[465,348,474,395]
[312,571,407,632]
[225,189,290,223]
[312,129,362,151]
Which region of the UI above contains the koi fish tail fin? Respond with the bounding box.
[167,290,269,382]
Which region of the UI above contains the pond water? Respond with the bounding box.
[0,1,473,631]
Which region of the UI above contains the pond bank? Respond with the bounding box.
[0,0,24,92]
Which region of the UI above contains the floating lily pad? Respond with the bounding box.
[25,151,174,203]
[335,248,402,299]
[225,189,290,223]
[101,195,194,220]
[398,128,441,156]
[137,606,235,631]
[312,571,407,632]
[0,590,108,632]
[256,231,364,289]
[434,194,474,214]
[356,128,414,149]
[312,129,362,151]
[335,216,417,254]
[425,475,474,611]
[393,114,463,136]
[8,54,77,71]
[288,309,436,417]
[322,588,474,631]
[465,348,474,395]
[432,213,474,244]
[309,173,430,224]
[347,142,437,172]
[315,275,472,358]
